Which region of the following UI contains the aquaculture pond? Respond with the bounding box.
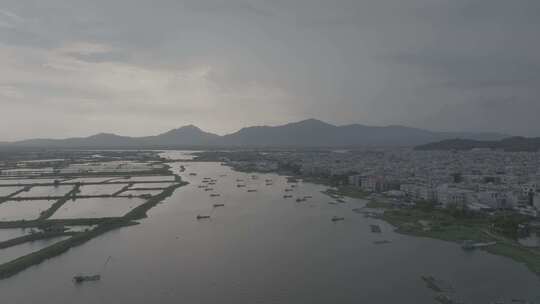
[50,197,146,219]
[0,200,55,221]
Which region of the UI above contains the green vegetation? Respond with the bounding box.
[365,200,390,209]
[323,185,540,277]
[0,231,77,250]
[381,207,540,275]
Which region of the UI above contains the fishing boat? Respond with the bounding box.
[213,203,225,208]
[247,189,257,192]
[370,225,382,233]
[189,173,197,176]
[461,240,497,250]
[331,216,345,222]
[73,275,100,284]
[73,256,111,284]
[197,215,211,220]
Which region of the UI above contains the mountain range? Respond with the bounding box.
[0,119,508,148]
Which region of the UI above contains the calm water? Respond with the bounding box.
[0,200,55,221]
[0,237,71,265]
[78,184,126,196]
[14,185,73,198]
[0,186,22,197]
[50,197,145,219]
[0,228,30,242]
[0,157,539,303]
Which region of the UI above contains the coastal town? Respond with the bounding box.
[216,148,540,217]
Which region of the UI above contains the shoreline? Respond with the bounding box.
[0,163,188,280]
[217,160,540,278]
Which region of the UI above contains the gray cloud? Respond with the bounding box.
[0,0,539,140]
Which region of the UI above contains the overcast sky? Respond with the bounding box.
[0,0,539,140]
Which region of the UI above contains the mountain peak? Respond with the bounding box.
[88,132,124,139]
[288,118,335,128]
[177,124,200,130]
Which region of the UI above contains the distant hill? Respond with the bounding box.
[220,119,506,147]
[141,125,220,146]
[2,119,509,149]
[415,137,540,152]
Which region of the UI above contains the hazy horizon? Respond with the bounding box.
[0,118,516,142]
[1,0,540,141]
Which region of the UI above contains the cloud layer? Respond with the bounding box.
[0,0,539,140]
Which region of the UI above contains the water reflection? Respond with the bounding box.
[0,160,538,304]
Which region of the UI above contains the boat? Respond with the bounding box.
[213,203,225,208]
[210,194,221,197]
[296,198,306,202]
[247,189,257,192]
[198,185,207,188]
[189,173,197,176]
[73,275,101,283]
[283,195,293,198]
[237,184,246,188]
[331,216,345,222]
[461,240,497,250]
[197,215,211,220]
[205,188,213,191]
[286,177,298,183]
[370,225,382,233]
[284,189,293,192]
